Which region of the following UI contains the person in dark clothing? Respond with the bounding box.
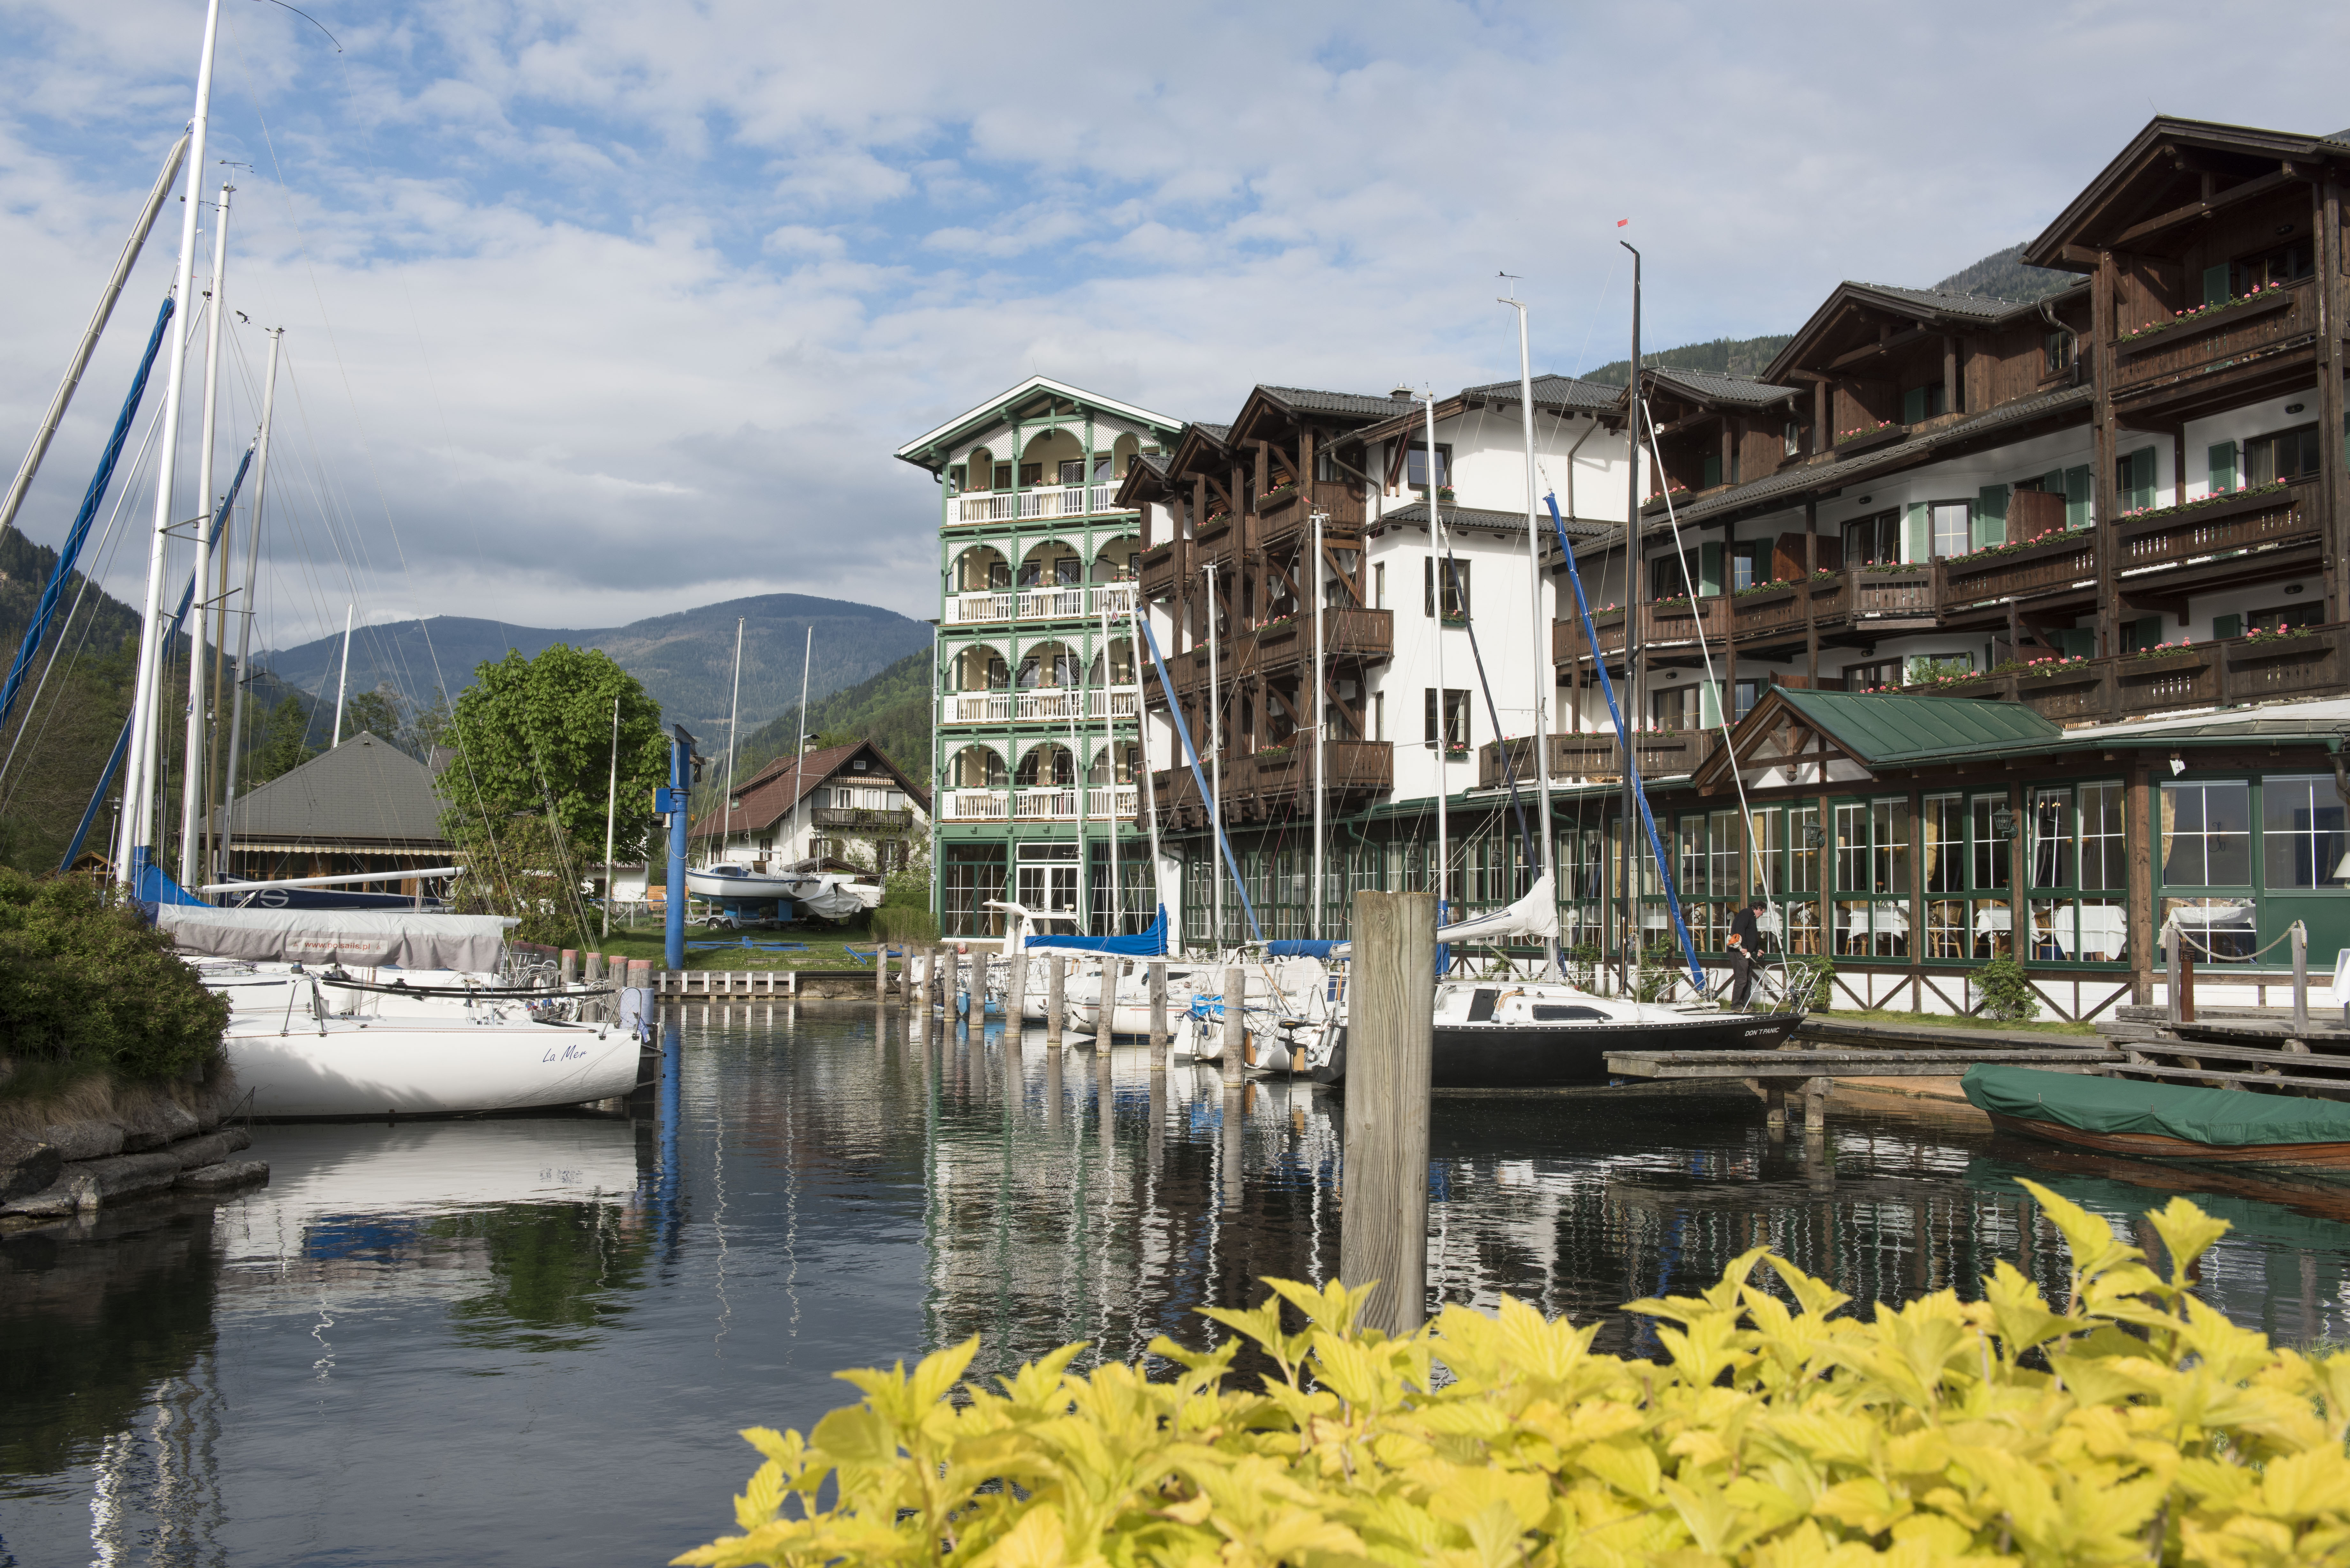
[1727,899,1764,1006]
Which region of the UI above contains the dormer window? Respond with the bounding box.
[1784,420,1800,457]
[852,757,868,771]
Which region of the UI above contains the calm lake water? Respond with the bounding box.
[8,1002,2350,1566]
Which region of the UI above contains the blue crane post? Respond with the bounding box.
[662,723,699,972]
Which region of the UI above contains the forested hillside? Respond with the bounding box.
[714,648,932,802]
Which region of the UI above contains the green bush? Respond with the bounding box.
[1976,953,2040,1023]
[868,904,937,946]
[681,1183,2350,1568]
[0,870,228,1083]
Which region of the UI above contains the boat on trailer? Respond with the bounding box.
[1965,1064,2350,1170]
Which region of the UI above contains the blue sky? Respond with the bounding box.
[1,0,2345,643]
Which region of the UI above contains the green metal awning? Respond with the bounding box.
[1769,689,2063,763]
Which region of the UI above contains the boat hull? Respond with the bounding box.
[227,1019,643,1120]
[1308,1010,1802,1088]
[1986,1111,2350,1169]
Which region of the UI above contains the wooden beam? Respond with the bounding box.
[2111,168,2303,249]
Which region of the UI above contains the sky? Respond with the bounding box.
[0,0,2345,649]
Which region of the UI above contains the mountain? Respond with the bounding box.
[257,593,932,741]
[1577,245,2081,388]
[715,648,934,801]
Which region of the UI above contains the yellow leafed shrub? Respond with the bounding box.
[676,1182,2350,1567]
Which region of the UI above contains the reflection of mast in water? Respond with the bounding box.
[87,1351,229,1568]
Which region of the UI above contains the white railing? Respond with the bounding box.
[944,591,1017,624]
[940,790,1009,821]
[1085,786,1138,819]
[954,484,1127,525]
[939,685,1143,724]
[1013,788,1077,820]
[943,584,1138,625]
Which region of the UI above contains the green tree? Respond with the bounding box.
[244,694,317,786]
[438,644,666,872]
[338,684,404,746]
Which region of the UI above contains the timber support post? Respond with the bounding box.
[2293,921,2310,1035]
[1098,957,1120,1050]
[1148,959,1169,1069]
[2164,924,2180,1026]
[1006,951,1027,1047]
[1046,955,1065,1047]
[1338,890,1434,1337]
[945,947,962,1028]
[874,943,888,1000]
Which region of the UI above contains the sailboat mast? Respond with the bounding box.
[788,624,811,859]
[1100,596,1120,935]
[176,179,231,886]
[1505,290,1561,978]
[601,696,619,939]
[218,325,281,880]
[1310,506,1325,940]
[1620,240,1643,994]
[1128,596,1165,940]
[331,602,352,746]
[1204,559,1222,946]
[119,0,224,887]
[721,615,743,863]
[1425,393,1449,925]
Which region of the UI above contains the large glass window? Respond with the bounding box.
[2160,780,2251,887]
[2023,783,2128,964]
[1833,796,1910,957]
[2262,775,2349,889]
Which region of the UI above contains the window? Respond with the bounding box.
[2044,330,2072,375]
[2160,780,2251,887]
[2116,447,2157,511]
[1730,678,1764,722]
[1405,444,1451,493]
[2245,426,2321,487]
[1373,561,1387,609]
[1923,794,1965,895]
[2023,783,2127,963]
[1423,557,1471,620]
[1726,541,1763,592]
[1373,691,1385,741]
[2079,782,2125,892]
[1832,797,1910,957]
[1843,511,1901,568]
[1901,383,1949,424]
[944,843,1009,937]
[1019,462,1042,487]
[2262,775,2349,890]
[1649,554,1689,602]
[1971,795,2010,895]
[992,463,1012,490]
[1929,501,1971,558]
[2240,601,2324,635]
[947,463,967,493]
[1423,687,1469,749]
[1842,659,1905,692]
[2028,788,2074,890]
[1784,420,1800,457]
[2230,240,2313,297]
[1057,458,1085,486]
[1651,684,1701,731]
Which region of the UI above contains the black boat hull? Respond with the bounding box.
[1306,1011,1803,1087]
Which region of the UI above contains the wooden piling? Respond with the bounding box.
[2292,921,2310,1035]
[1097,958,1120,1051]
[1147,959,1169,1070]
[875,942,888,1000]
[1338,890,1434,1337]
[1006,951,1028,1049]
[1046,956,1065,1047]
[900,944,915,1007]
[945,947,962,1026]
[1220,964,1245,1085]
[1221,1082,1244,1212]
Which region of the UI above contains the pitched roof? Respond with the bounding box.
[1253,385,1414,421]
[225,731,450,846]
[1643,366,1800,409]
[689,739,929,839]
[1191,421,1232,443]
[1459,373,1626,414]
[1840,282,2062,324]
[2025,117,2350,268]
[893,375,1184,471]
[1655,383,2095,527]
[1771,689,2062,763]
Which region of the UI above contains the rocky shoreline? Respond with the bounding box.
[2,1078,267,1228]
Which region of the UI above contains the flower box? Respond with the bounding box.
[2112,481,2302,537]
[1732,582,1800,608]
[1832,424,1908,459]
[2227,629,2330,659]
[2117,283,2297,352]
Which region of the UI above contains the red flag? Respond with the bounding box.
[1616,218,1629,228]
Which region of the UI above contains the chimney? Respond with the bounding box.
[1390,385,1414,402]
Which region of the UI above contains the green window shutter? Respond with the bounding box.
[2127,615,2163,652]
[1698,541,1722,596]
[2064,464,2093,528]
[1702,453,1722,489]
[1902,502,1929,563]
[2124,448,2157,511]
[2059,629,2096,659]
[1699,681,1721,728]
[2201,263,2231,307]
[2212,613,2242,640]
[2043,468,2065,496]
[1903,386,1927,424]
[1974,483,2010,549]
[2207,441,2237,494]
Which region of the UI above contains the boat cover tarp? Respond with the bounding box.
[1963,1064,2350,1148]
[1026,907,1168,956]
[1268,940,1344,959]
[156,906,518,971]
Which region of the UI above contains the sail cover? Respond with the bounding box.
[1026,906,1169,957]
[1434,874,1560,946]
[155,906,518,971]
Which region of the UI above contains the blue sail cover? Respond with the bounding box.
[1026,906,1168,956]
[1267,939,1345,959]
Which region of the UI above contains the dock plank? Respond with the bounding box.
[1607,1047,2118,1080]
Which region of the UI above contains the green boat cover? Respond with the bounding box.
[1963,1064,2350,1148]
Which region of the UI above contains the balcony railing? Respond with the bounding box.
[811,805,914,831]
[942,583,1139,626]
[1938,531,2098,606]
[1553,597,1727,663]
[2111,283,2316,396]
[1480,730,1720,787]
[1147,741,1395,826]
[1138,541,1184,601]
[939,685,1142,725]
[2116,480,2317,575]
[952,484,1129,526]
[1254,607,1394,672]
[1850,567,1935,616]
[1914,623,2348,723]
[939,786,1137,823]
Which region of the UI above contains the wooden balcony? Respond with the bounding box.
[1254,608,1393,673]
[2115,480,2317,576]
[1147,740,1394,828]
[1914,623,2349,724]
[1849,568,1935,618]
[1193,515,1240,576]
[2110,283,2316,398]
[811,805,914,832]
[1256,479,1368,553]
[1138,540,1185,602]
[1938,530,2098,607]
[1552,597,1727,663]
[1480,729,1720,786]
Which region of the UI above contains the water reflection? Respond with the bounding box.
[5,1001,2350,1567]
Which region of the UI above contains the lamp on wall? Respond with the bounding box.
[1802,822,1827,848]
[2169,752,2187,777]
[1990,806,2016,841]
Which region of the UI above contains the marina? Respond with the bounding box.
[13,998,2350,1564]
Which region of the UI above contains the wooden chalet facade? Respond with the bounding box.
[687,740,929,875]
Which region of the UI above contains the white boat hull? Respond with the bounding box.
[225,1016,642,1120]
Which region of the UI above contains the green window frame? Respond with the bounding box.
[2019,782,2129,966]
[1832,796,1910,958]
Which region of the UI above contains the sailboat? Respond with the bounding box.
[1285,271,1806,1087]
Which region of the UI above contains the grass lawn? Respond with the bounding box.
[1813,1006,2097,1037]
[583,922,891,972]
